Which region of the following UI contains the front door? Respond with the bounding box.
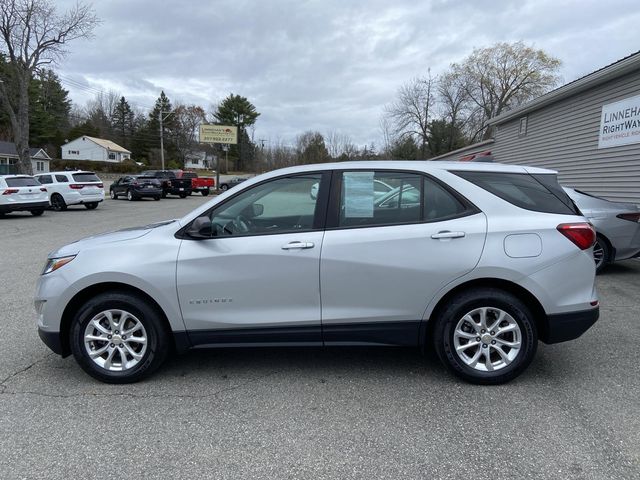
[320,170,487,345]
[177,172,329,346]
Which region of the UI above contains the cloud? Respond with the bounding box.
[55,0,640,148]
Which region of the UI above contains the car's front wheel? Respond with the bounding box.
[70,292,170,383]
[126,189,135,201]
[30,209,44,216]
[110,189,118,200]
[202,189,210,196]
[434,288,537,385]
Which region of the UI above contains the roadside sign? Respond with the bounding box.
[199,125,238,144]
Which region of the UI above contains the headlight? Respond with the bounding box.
[42,255,76,275]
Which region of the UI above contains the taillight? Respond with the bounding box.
[2,188,18,195]
[557,223,596,250]
[69,184,84,189]
[616,212,640,223]
[96,183,103,188]
[40,187,47,192]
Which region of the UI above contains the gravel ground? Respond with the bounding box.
[0,193,638,480]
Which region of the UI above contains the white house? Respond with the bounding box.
[184,150,217,170]
[0,141,51,174]
[61,136,131,163]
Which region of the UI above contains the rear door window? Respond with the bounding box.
[37,175,53,184]
[453,171,579,215]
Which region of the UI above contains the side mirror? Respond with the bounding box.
[186,216,213,239]
[252,203,264,217]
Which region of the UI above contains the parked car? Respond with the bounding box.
[564,187,640,272]
[0,174,48,216]
[110,175,162,201]
[174,170,215,196]
[36,161,599,385]
[35,171,104,211]
[141,170,192,198]
[218,176,247,191]
[311,178,392,200]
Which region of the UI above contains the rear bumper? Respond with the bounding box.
[134,188,162,197]
[0,200,49,212]
[540,307,599,344]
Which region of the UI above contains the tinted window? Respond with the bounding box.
[6,177,40,187]
[423,177,468,221]
[55,175,68,183]
[72,173,100,182]
[454,171,578,215]
[38,175,53,184]
[204,174,322,237]
[181,172,197,179]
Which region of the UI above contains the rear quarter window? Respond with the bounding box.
[453,171,579,215]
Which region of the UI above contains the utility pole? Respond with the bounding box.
[159,110,173,170]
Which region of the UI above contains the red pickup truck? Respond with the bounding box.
[174,171,215,196]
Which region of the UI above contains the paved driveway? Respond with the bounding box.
[0,195,638,479]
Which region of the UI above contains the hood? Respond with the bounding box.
[49,220,177,257]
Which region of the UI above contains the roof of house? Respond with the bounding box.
[0,141,51,159]
[488,50,640,126]
[65,136,131,154]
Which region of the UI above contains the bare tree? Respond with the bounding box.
[325,130,357,160]
[0,0,98,173]
[85,90,120,137]
[450,42,561,140]
[384,71,436,159]
[172,104,207,165]
[437,71,470,150]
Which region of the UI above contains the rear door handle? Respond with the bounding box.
[281,241,315,250]
[431,231,466,240]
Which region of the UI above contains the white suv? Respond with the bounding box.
[0,174,49,216]
[35,171,105,210]
[35,161,599,385]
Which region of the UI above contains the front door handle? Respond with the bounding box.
[431,231,466,240]
[281,241,315,250]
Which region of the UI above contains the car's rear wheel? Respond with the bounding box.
[153,196,161,201]
[30,209,44,216]
[161,191,167,199]
[51,193,67,211]
[179,193,187,198]
[110,189,118,200]
[434,288,537,385]
[127,189,135,201]
[70,292,170,383]
[220,184,228,191]
[593,235,610,274]
[84,202,99,210]
[202,189,210,196]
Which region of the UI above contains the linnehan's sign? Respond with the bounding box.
[598,94,640,149]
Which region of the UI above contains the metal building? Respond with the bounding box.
[432,51,640,204]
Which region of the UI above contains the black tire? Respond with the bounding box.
[127,189,135,201]
[594,235,610,274]
[187,191,192,196]
[179,193,187,198]
[110,189,118,200]
[434,288,538,385]
[202,189,210,196]
[70,291,171,383]
[51,193,67,211]
[220,184,228,191]
[30,209,44,216]
[161,191,167,199]
[84,202,99,210]
[153,196,161,201]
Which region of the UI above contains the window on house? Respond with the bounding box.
[108,153,116,160]
[36,161,45,172]
[519,117,528,136]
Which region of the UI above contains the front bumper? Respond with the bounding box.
[540,307,599,344]
[0,200,49,213]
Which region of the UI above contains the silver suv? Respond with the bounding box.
[35,161,599,384]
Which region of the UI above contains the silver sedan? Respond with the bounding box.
[564,187,640,272]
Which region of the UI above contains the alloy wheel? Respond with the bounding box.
[83,309,148,372]
[593,240,605,270]
[453,307,522,372]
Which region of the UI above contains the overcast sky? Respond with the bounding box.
[56,0,640,148]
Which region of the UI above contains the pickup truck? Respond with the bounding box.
[141,170,192,198]
[174,171,215,196]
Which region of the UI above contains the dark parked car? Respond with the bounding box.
[142,170,192,198]
[110,176,162,201]
[218,177,247,191]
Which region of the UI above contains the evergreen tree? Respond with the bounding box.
[212,94,260,171]
[110,96,134,148]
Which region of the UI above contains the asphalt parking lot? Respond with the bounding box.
[1,194,639,480]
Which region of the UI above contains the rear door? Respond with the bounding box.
[320,170,487,345]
